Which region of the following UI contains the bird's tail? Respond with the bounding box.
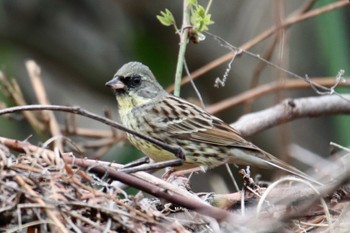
[263,154,323,186]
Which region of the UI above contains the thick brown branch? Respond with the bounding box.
[87,164,233,221]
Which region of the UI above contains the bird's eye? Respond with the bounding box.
[129,75,142,87]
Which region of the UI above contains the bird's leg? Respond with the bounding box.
[162,166,204,180]
[120,159,184,173]
[122,157,150,168]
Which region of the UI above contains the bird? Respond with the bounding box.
[106,61,320,184]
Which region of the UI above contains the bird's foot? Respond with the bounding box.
[162,167,203,181]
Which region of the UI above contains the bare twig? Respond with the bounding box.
[1,93,350,146]
[0,105,185,160]
[63,127,122,139]
[26,60,63,150]
[207,77,350,114]
[15,175,68,233]
[245,35,279,113]
[0,71,44,131]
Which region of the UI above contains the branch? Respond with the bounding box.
[2,135,350,231]
[26,60,63,150]
[0,136,233,222]
[1,94,349,143]
[232,94,350,137]
[173,0,191,96]
[0,105,185,160]
[207,77,350,114]
[0,71,44,131]
[166,0,350,91]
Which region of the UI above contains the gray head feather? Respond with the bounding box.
[115,62,166,100]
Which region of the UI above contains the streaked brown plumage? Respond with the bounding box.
[106,61,320,184]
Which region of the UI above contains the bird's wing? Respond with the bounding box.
[151,95,259,150]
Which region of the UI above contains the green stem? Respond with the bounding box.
[205,0,212,14]
[174,0,191,97]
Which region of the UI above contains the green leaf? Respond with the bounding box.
[188,0,198,7]
[191,5,214,33]
[156,9,175,27]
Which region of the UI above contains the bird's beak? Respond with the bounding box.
[105,76,125,90]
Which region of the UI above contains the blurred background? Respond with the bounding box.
[0,0,349,192]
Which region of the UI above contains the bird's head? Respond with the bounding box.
[106,62,166,110]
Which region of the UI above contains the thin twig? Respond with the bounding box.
[0,105,185,160]
[245,35,279,113]
[15,175,68,233]
[63,127,121,139]
[207,77,350,114]
[184,60,205,108]
[206,33,348,102]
